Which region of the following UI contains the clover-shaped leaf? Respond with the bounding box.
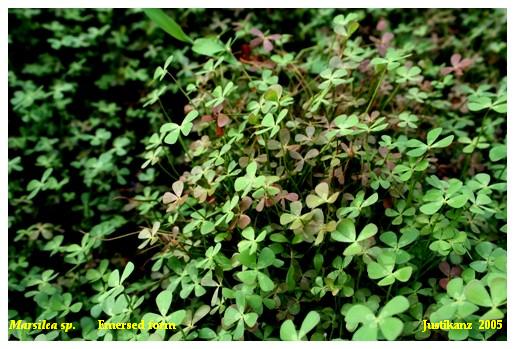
[345,296,409,340]
[142,290,186,338]
[464,277,506,319]
[332,13,360,38]
[236,248,276,292]
[306,182,340,209]
[370,48,410,71]
[469,242,506,273]
[223,291,259,339]
[163,180,188,212]
[318,68,348,89]
[256,109,287,138]
[138,222,160,249]
[162,110,199,144]
[420,178,468,215]
[329,114,359,138]
[108,261,134,288]
[430,278,478,323]
[406,128,454,157]
[237,227,266,255]
[489,144,506,162]
[337,191,378,218]
[234,161,265,197]
[331,219,378,256]
[280,201,304,230]
[280,310,320,340]
[397,111,418,129]
[468,93,506,113]
[395,66,422,84]
[367,251,412,286]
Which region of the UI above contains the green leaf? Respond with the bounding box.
[280,320,297,340]
[192,38,226,57]
[234,177,250,192]
[331,219,355,242]
[488,277,506,307]
[492,103,507,113]
[426,128,442,145]
[447,194,468,208]
[306,194,325,209]
[432,135,454,148]
[380,231,397,247]
[224,307,241,326]
[345,304,374,324]
[243,312,258,327]
[156,290,173,316]
[343,242,363,256]
[108,270,119,287]
[367,262,387,279]
[257,247,275,269]
[464,280,492,307]
[378,275,396,286]
[241,227,254,241]
[264,85,283,101]
[280,213,296,225]
[481,307,504,320]
[353,322,378,340]
[237,270,257,284]
[363,193,378,207]
[398,229,419,248]
[120,262,134,284]
[257,272,275,292]
[407,146,427,157]
[394,266,412,282]
[420,201,443,215]
[200,220,215,235]
[169,309,186,326]
[143,9,192,43]
[299,311,320,338]
[468,96,491,111]
[261,113,275,128]
[489,144,506,162]
[380,296,410,317]
[183,110,199,125]
[164,55,174,70]
[314,182,329,198]
[357,223,378,241]
[379,317,404,340]
[164,128,181,145]
[42,168,53,182]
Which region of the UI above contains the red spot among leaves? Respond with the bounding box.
[215,124,225,137]
[438,261,462,289]
[239,43,252,61]
[383,197,393,209]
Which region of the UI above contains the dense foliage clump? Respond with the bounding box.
[8,9,506,341]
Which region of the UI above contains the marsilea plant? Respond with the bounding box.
[9,9,506,341]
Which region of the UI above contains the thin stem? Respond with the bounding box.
[355,264,363,292]
[291,64,313,97]
[99,230,141,241]
[386,283,393,300]
[158,97,172,122]
[178,136,190,161]
[365,68,387,115]
[166,71,193,104]
[381,84,400,110]
[158,162,177,180]
[461,108,490,178]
